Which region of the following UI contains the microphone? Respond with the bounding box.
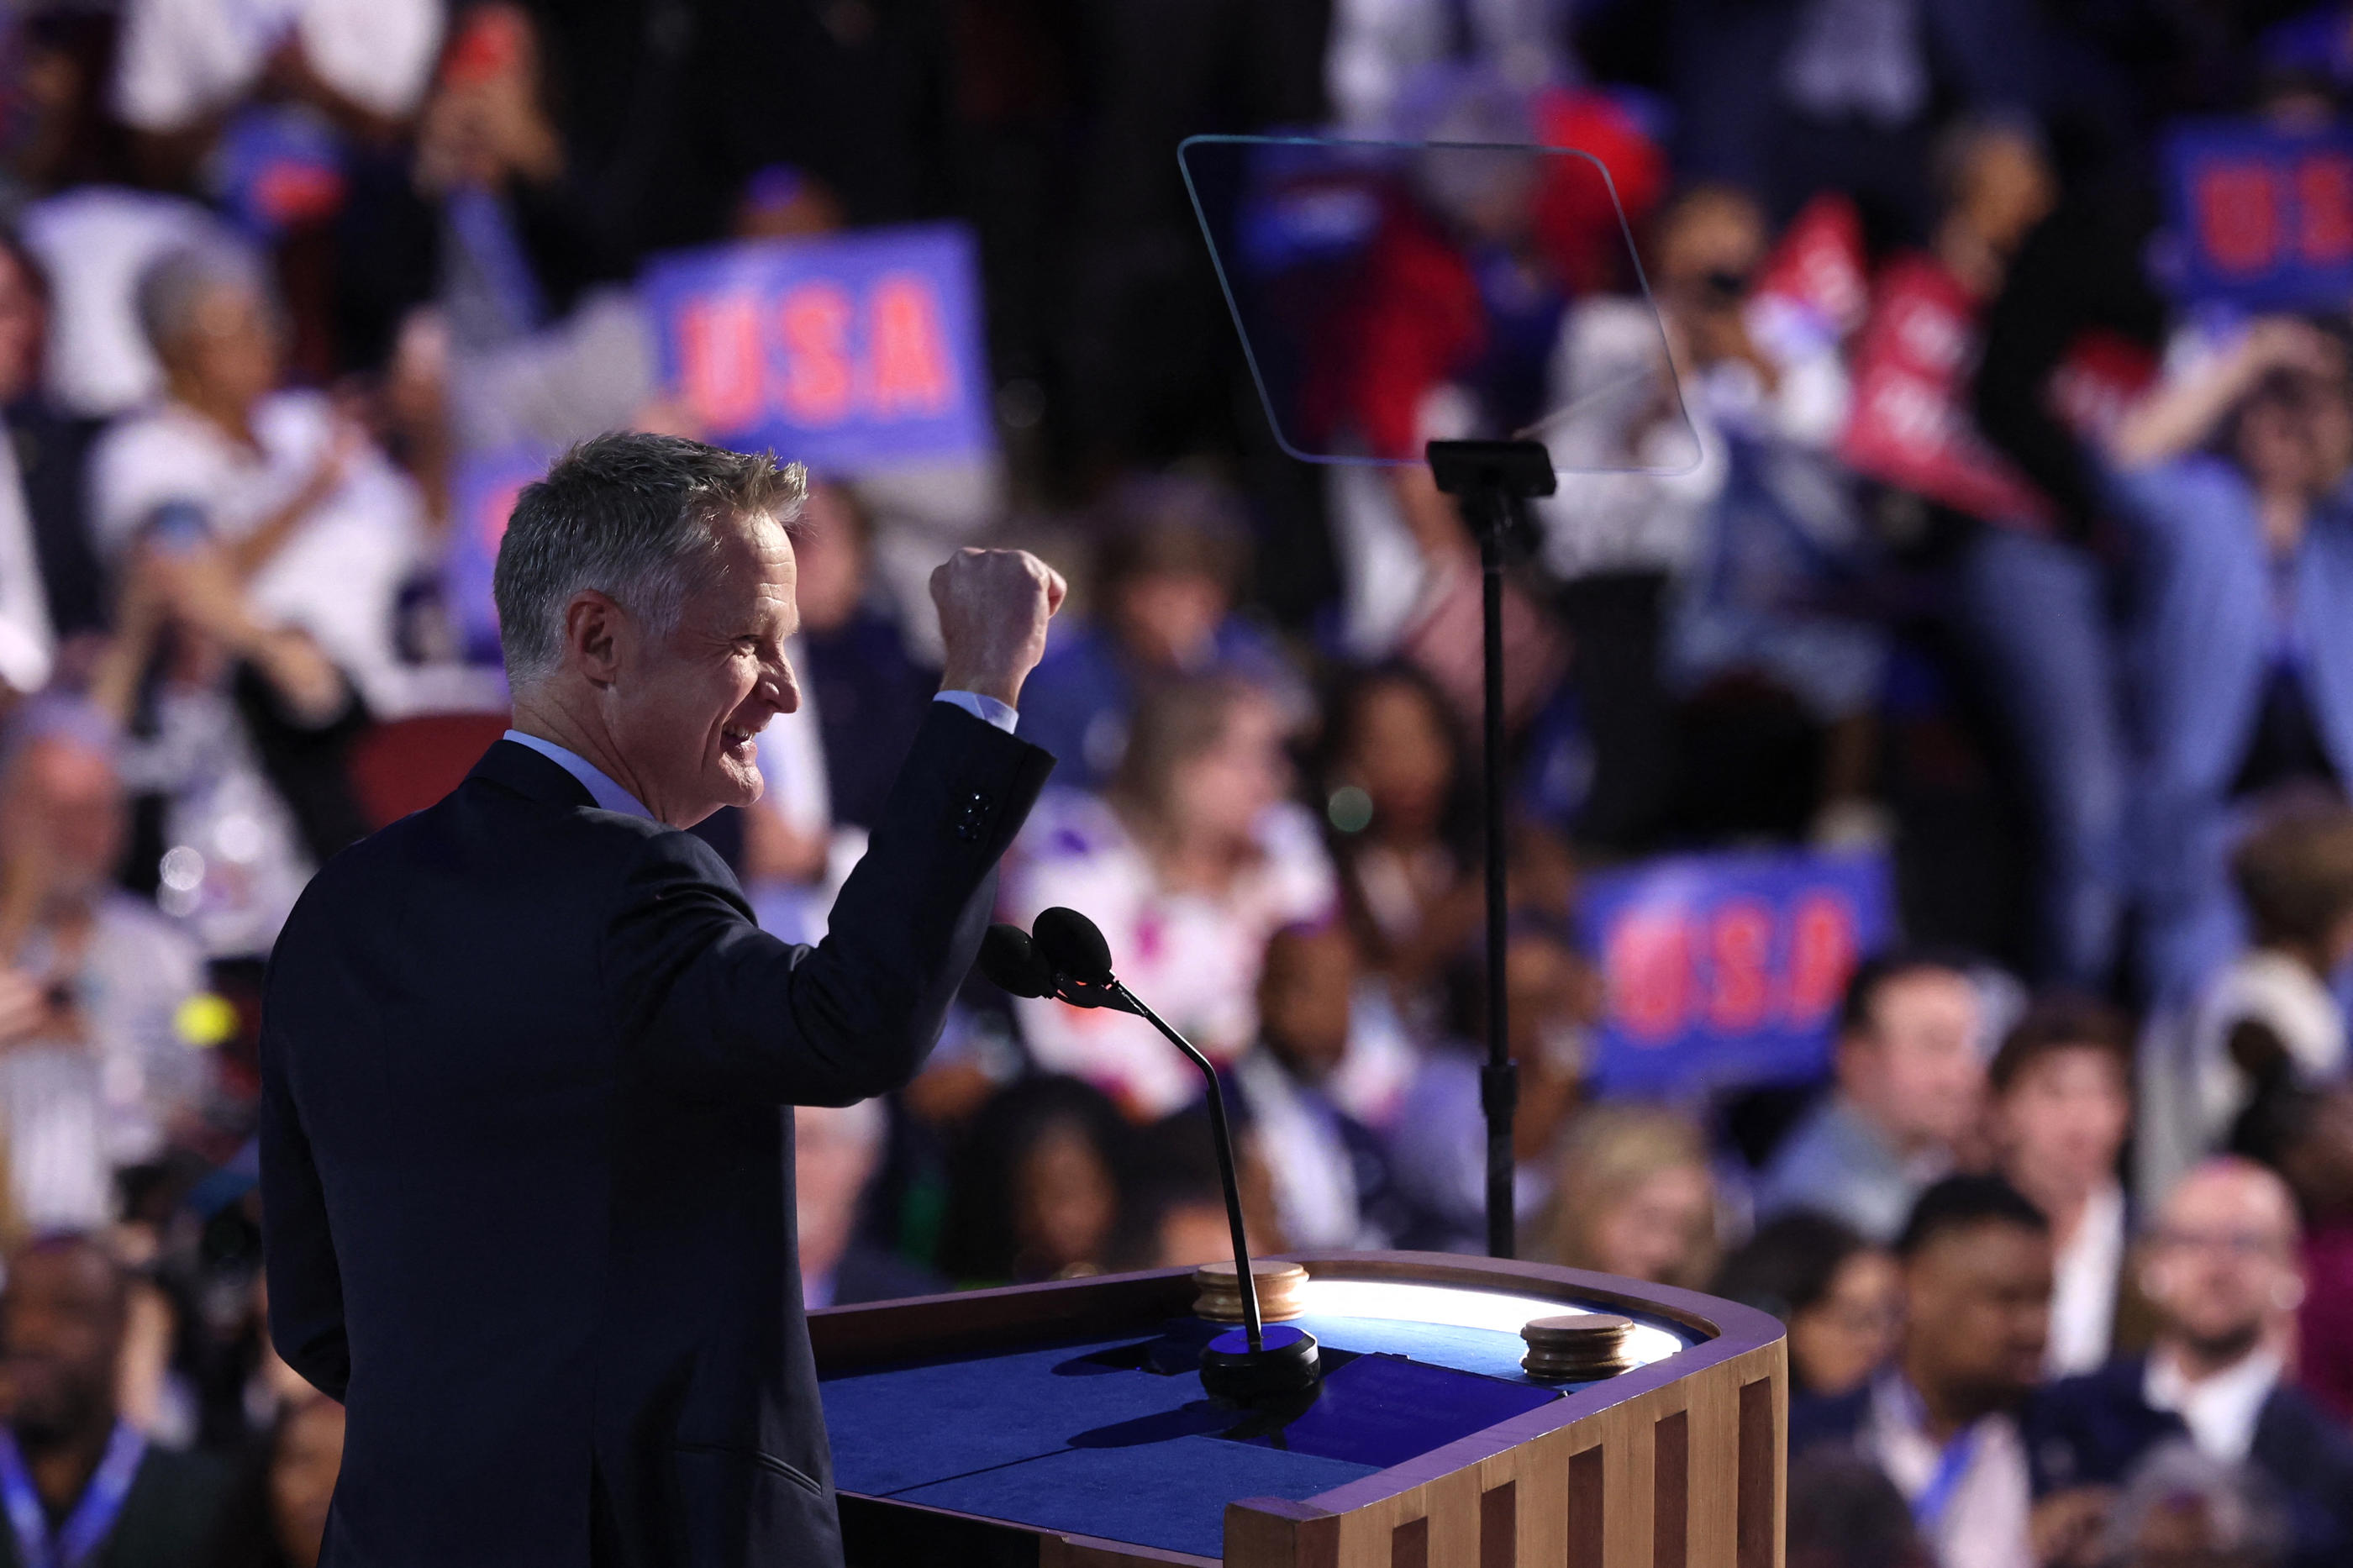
[977,924,1057,999]
[973,905,1320,1404]
[1032,907,1114,986]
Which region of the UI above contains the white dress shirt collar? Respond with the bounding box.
[500,730,655,821]
[2145,1344,2281,1465]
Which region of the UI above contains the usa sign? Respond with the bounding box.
[642,224,993,473]
[442,444,555,665]
[1582,848,1895,1096]
[2162,119,2353,308]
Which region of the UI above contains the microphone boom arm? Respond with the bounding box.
[1111,982,1266,1352]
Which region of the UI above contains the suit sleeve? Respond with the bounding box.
[257,1005,350,1402]
[603,702,1054,1105]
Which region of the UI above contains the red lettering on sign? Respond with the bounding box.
[866,273,955,417]
[1786,891,1859,1025]
[776,282,856,426]
[2298,151,2353,266]
[480,480,526,553]
[677,295,765,433]
[1708,900,1777,1032]
[1607,912,1690,1043]
[2195,160,2282,276]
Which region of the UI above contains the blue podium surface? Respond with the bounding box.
[820,1273,1699,1560]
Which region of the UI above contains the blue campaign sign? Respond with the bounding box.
[2161,119,2353,308]
[1581,848,1895,1097]
[641,224,994,473]
[442,445,555,665]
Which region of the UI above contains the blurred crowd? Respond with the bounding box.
[0,0,2345,1565]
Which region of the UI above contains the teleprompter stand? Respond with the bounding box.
[1425,439,1557,1260]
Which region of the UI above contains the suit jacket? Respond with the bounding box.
[2024,1355,2353,1568]
[260,705,1052,1567]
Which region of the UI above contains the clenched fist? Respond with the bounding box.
[932,548,1066,709]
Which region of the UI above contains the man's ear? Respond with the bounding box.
[563,590,627,687]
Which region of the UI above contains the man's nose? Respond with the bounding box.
[768,660,801,715]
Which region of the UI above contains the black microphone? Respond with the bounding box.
[1031,906,1115,985]
[976,924,1058,998]
[1004,906,1319,1403]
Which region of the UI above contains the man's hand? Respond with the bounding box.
[2030,1485,2115,1568]
[932,548,1066,710]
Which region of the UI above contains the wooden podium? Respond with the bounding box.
[812,1250,1787,1568]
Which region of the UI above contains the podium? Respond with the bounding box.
[813,1250,1787,1568]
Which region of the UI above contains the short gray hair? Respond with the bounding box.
[134,236,276,360]
[492,433,806,688]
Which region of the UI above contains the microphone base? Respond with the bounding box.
[1199,1324,1321,1406]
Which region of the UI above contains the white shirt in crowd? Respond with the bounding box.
[2145,1346,2282,1467]
[1,894,210,1230]
[2045,1181,2127,1377]
[91,388,433,715]
[18,189,220,418]
[1002,789,1336,1119]
[112,0,443,132]
[0,433,54,695]
[1860,1374,2034,1568]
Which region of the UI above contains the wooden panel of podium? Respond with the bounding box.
[812,1250,1787,1568]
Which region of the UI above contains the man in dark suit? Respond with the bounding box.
[258,434,1062,1566]
[2026,1158,2353,1568]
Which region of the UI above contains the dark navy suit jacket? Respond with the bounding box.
[2024,1357,2353,1568]
[259,707,1052,1566]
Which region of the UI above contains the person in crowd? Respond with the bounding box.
[1132,1105,1283,1269]
[405,3,658,455]
[2274,1083,2353,1423]
[109,0,441,176]
[1990,995,2135,1376]
[1670,0,2043,243]
[1014,474,1295,790]
[2101,317,2353,1002]
[210,1392,345,1568]
[787,481,934,835]
[0,231,98,689]
[1314,662,1478,1011]
[1713,1213,1903,1399]
[1788,1176,2058,1568]
[1539,182,1864,848]
[1387,920,1596,1252]
[91,237,433,717]
[0,697,212,1233]
[1003,673,1335,1119]
[2027,1158,2353,1568]
[1759,955,1987,1242]
[0,1234,239,1565]
[1227,921,1413,1251]
[935,1076,1137,1286]
[1785,1451,1932,1568]
[736,480,934,940]
[87,515,363,963]
[1964,131,2171,996]
[796,1099,944,1309]
[1538,1105,1719,1288]
[2141,799,2353,1207]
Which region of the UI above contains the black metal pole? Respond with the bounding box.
[1423,439,1551,1261]
[1119,985,1265,1349]
[1477,497,1517,1260]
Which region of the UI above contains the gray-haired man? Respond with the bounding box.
[258,433,1061,1566]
